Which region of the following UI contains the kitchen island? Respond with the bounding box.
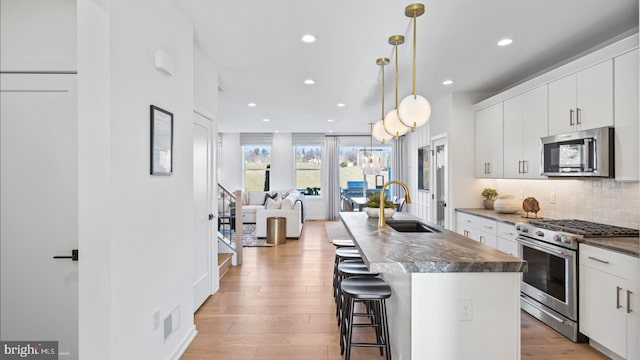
[340,212,527,360]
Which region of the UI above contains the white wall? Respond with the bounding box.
[77,1,111,359]
[219,133,242,191]
[0,0,77,72]
[270,133,295,190]
[108,0,195,358]
[194,46,218,118]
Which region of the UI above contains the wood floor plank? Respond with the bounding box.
[181,220,607,360]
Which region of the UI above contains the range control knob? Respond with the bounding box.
[535,230,544,237]
[553,235,562,242]
[562,237,572,244]
[521,227,529,233]
[515,225,522,231]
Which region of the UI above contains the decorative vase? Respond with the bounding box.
[483,199,495,210]
[365,207,396,218]
[493,195,520,214]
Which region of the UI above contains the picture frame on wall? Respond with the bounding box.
[150,105,173,175]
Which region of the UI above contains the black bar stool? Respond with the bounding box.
[333,247,362,302]
[340,277,392,360]
[336,261,379,324]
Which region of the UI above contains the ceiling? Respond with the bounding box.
[176,0,638,134]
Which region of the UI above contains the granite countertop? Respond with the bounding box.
[340,212,527,274]
[455,208,640,257]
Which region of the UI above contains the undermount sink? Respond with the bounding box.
[385,219,441,233]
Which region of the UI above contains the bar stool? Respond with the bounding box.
[335,261,379,324]
[332,238,355,248]
[340,277,392,360]
[333,247,362,302]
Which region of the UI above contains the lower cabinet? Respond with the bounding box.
[456,212,499,249]
[579,244,639,359]
[497,222,519,256]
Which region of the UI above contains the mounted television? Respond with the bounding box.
[418,146,430,192]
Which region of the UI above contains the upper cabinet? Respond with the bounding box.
[613,49,639,181]
[548,60,613,135]
[475,103,503,178]
[503,86,548,179]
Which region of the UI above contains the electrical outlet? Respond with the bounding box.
[153,309,160,331]
[163,314,172,340]
[459,299,473,321]
[519,191,524,200]
[550,192,556,204]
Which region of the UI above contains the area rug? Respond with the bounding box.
[229,224,273,247]
[324,221,351,242]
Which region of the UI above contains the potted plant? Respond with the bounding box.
[363,194,396,218]
[481,188,498,209]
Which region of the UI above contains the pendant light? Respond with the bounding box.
[383,35,411,138]
[359,123,386,175]
[398,3,431,131]
[372,57,393,144]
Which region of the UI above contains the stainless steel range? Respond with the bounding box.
[515,219,639,342]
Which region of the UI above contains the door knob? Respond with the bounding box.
[209,214,215,221]
[53,249,78,261]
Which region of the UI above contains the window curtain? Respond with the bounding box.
[392,136,408,199]
[325,136,340,220]
[239,133,273,146]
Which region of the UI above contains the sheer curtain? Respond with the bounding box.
[392,136,408,199]
[325,136,340,220]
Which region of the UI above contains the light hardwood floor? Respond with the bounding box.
[182,220,607,360]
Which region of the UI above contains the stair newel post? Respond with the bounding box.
[234,189,243,265]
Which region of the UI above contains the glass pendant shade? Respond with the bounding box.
[399,94,432,130]
[384,109,409,138]
[372,119,393,144]
[358,149,387,175]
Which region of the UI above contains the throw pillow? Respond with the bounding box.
[263,192,278,205]
[265,197,282,209]
[281,197,295,210]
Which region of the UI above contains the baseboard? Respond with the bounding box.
[168,325,197,360]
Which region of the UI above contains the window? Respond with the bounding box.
[295,145,322,195]
[339,145,391,198]
[243,145,271,191]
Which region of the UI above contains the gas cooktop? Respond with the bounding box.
[527,219,639,238]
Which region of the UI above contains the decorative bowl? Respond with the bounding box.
[365,207,396,218]
[493,195,520,214]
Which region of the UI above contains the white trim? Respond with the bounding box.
[168,326,197,360]
[474,33,639,110]
[194,106,215,121]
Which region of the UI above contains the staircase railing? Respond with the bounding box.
[217,184,242,265]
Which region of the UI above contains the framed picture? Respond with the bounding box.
[418,146,430,192]
[150,105,173,175]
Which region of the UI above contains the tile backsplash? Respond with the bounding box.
[496,179,640,229]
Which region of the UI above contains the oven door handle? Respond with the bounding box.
[516,237,571,258]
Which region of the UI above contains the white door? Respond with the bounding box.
[193,111,216,311]
[1,73,78,359]
[431,136,447,228]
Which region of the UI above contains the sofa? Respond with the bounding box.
[240,190,304,238]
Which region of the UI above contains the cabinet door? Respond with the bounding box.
[475,105,502,178]
[579,264,627,358]
[522,85,548,179]
[548,74,576,135]
[614,49,639,181]
[503,95,524,178]
[627,277,639,360]
[576,60,613,130]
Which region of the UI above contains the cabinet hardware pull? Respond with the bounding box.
[628,290,633,314]
[576,108,581,125]
[617,286,622,309]
[484,225,494,229]
[487,163,491,174]
[479,236,484,244]
[569,109,574,126]
[523,160,528,174]
[587,256,610,264]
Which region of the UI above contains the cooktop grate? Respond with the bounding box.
[527,219,639,238]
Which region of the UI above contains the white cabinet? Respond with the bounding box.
[456,212,498,248]
[496,222,519,256]
[475,103,503,178]
[503,85,548,179]
[579,244,639,359]
[614,49,639,181]
[548,60,613,135]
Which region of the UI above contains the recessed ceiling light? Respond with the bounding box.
[274,130,280,133]
[497,38,513,47]
[327,130,334,133]
[327,119,334,122]
[262,118,270,122]
[304,79,315,85]
[247,102,257,107]
[301,34,316,43]
[442,80,454,85]
[337,103,345,108]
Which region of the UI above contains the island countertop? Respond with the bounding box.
[340,212,527,274]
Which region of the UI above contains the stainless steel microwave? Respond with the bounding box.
[540,127,613,177]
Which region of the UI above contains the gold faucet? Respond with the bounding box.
[378,180,412,228]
